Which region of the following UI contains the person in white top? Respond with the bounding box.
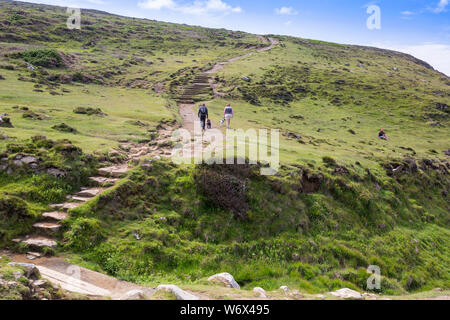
[224,104,234,129]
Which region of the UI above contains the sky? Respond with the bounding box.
[18,0,450,75]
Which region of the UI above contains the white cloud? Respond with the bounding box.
[138,0,242,15]
[275,7,298,16]
[138,0,175,10]
[374,43,450,76]
[401,11,414,15]
[433,0,449,13]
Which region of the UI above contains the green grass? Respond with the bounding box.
[60,159,449,295]
[0,1,448,299]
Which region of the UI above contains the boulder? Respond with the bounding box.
[119,289,146,300]
[47,168,66,178]
[207,273,240,289]
[8,262,40,279]
[329,288,363,300]
[156,285,199,300]
[253,287,266,298]
[279,286,290,294]
[21,156,37,165]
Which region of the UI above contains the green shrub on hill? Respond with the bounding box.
[20,49,63,68]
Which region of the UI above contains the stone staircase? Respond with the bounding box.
[14,123,177,256]
[176,74,213,104]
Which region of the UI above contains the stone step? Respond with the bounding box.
[71,196,92,202]
[42,211,69,221]
[98,165,129,178]
[89,176,119,187]
[33,222,62,234]
[22,236,58,249]
[50,202,82,212]
[75,188,104,198]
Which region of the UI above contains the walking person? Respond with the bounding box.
[224,104,234,129]
[198,103,209,132]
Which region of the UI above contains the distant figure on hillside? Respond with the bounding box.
[198,103,209,131]
[224,104,234,129]
[378,128,389,141]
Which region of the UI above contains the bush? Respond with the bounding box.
[194,162,255,219]
[52,123,77,133]
[0,196,31,219]
[20,49,63,68]
[64,218,105,252]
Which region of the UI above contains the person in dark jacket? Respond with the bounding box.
[198,103,209,131]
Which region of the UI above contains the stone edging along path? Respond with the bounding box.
[9,36,279,299]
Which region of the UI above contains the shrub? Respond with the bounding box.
[20,49,63,68]
[52,123,77,133]
[64,218,105,251]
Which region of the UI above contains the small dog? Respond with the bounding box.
[207,119,212,129]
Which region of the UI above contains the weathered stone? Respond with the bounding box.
[8,262,40,279]
[47,168,66,177]
[280,286,289,294]
[42,211,69,221]
[21,156,37,165]
[119,289,146,300]
[207,273,240,289]
[13,270,23,280]
[253,287,266,298]
[329,288,363,300]
[75,188,103,198]
[32,279,47,288]
[22,237,57,249]
[50,202,81,211]
[156,285,199,300]
[33,222,62,233]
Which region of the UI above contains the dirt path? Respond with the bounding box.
[9,254,154,299]
[8,36,278,300]
[181,36,278,133]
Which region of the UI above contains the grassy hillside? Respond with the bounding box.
[0,0,449,298]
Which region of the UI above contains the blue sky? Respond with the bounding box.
[21,0,450,75]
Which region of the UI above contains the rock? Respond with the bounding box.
[13,270,23,280]
[119,289,146,300]
[329,288,363,300]
[8,281,18,288]
[26,252,42,260]
[253,287,266,298]
[362,293,378,300]
[21,156,37,165]
[207,273,240,289]
[31,279,47,288]
[279,286,290,294]
[315,294,326,299]
[8,262,40,279]
[241,76,251,82]
[156,285,199,300]
[47,168,66,178]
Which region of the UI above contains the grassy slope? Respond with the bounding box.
[0,1,449,298]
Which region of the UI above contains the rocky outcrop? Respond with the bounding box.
[329,288,363,300]
[119,289,147,300]
[207,273,240,289]
[253,287,266,298]
[156,285,199,300]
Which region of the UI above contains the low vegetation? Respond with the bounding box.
[0,1,448,299]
